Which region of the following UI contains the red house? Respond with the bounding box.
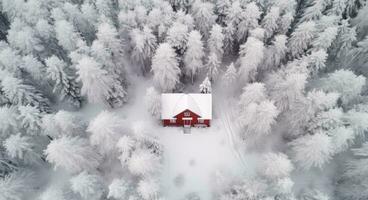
[161,93,212,127]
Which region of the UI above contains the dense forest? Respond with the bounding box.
[1,0,368,200]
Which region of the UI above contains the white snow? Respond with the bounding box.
[161,93,212,119]
[159,125,255,200]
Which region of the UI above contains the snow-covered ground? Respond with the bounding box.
[160,125,256,200]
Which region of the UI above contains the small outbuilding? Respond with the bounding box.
[161,93,212,127]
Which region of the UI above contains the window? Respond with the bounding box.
[198,119,204,123]
[184,112,190,116]
[170,119,176,123]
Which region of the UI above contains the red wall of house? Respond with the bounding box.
[162,109,210,127]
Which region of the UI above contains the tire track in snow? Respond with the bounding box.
[217,99,248,170]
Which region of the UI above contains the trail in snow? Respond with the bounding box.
[217,98,248,170]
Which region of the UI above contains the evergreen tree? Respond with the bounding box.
[151,43,180,92]
[290,133,334,169]
[205,52,220,82]
[54,20,81,52]
[199,77,211,94]
[191,0,216,38]
[288,21,316,58]
[239,36,264,83]
[45,136,101,174]
[70,171,105,200]
[144,87,161,119]
[76,56,127,107]
[318,69,366,106]
[0,171,34,200]
[222,62,238,87]
[128,150,160,176]
[87,111,125,155]
[0,72,51,112]
[17,105,43,135]
[137,178,160,200]
[184,30,204,83]
[237,2,261,42]
[263,35,287,70]
[130,27,157,73]
[261,6,280,39]
[3,133,41,164]
[208,24,224,61]
[45,56,82,107]
[108,179,129,200]
[166,22,189,54]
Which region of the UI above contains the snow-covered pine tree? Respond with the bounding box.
[0,72,51,112]
[42,110,85,138]
[288,21,316,58]
[70,171,105,200]
[263,35,287,70]
[300,0,328,22]
[238,85,279,140]
[222,62,237,87]
[87,111,125,155]
[0,106,18,139]
[331,20,356,59]
[21,55,46,84]
[166,22,189,54]
[54,19,81,52]
[130,27,157,74]
[17,105,43,135]
[258,153,294,179]
[191,0,216,38]
[76,56,127,107]
[338,142,368,199]
[318,69,365,106]
[45,55,82,108]
[7,18,44,55]
[215,0,231,24]
[137,178,160,200]
[3,133,41,164]
[0,171,34,200]
[117,135,136,165]
[175,10,195,31]
[144,87,161,119]
[261,6,280,40]
[206,52,220,82]
[184,30,204,83]
[199,77,211,94]
[151,43,181,92]
[128,149,160,176]
[108,179,130,200]
[237,2,261,42]
[239,36,264,83]
[312,26,338,51]
[45,136,101,174]
[208,24,224,61]
[290,132,334,169]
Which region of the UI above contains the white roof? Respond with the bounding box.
[161,93,212,119]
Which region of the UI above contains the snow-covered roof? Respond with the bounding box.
[161,93,212,119]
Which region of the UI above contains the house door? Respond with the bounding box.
[183,117,192,127]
